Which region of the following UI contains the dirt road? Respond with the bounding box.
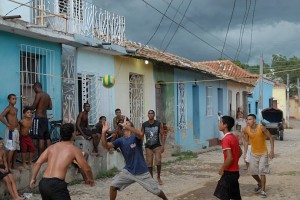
[31,119,300,199]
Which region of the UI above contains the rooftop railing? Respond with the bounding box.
[9,0,126,46]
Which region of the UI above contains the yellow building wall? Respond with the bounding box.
[273,87,287,119]
[290,99,299,119]
[114,56,155,126]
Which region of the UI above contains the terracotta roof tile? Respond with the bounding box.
[197,60,258,85]
[125,41,257,86]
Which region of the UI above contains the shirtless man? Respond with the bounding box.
[0,94,20,170]
[25,82,52,156]
[19,108,35,169]
[0,137,25,200]
[76,103,100,155]
[30,123,94,200]
[113,108,125,130]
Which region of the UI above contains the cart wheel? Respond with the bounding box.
[279,130,284,141]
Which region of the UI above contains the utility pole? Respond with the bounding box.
[297,78,300,113]
[258,55,264,122]
[287,74,290,128]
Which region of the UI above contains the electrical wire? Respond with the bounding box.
[159,0,184,50]
[264,68,300,75]
[236,0,252,60]
[235,0,248,60]
[163,0,193,52]
[5,0,34,16]
[221,0,236,59]
[160,0,251,58]
[247,64,300,68]
[141,0,235,60]
[164,0,250,58]
[247,0,257,64]
[144,0,174,46]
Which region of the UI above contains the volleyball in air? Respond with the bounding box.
[103,75,115,88]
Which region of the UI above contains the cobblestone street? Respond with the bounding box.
[31,119,300,200]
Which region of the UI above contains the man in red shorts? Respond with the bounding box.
[19,108,35,169]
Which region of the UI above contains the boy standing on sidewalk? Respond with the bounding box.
[19,108,35,169]
[0,94,20,170]
[214,116,242,200]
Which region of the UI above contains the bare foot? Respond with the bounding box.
[157,178,163,185]
[23,163,29,170]
[91,152,99,156]
[8,167,15,171]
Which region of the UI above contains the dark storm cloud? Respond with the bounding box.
[94,0,300,65]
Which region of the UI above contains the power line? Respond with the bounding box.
[247,0,257,64]
[221,0,236,59]
[264,68,300,75]
[5,0,34,16]
[272,60,300,63]
[160,0,250,58]
[141,0,236,60]
[248,64,300,68]
[236,0,252,60]
[144,0,174,46]
[235,0,248,60]
[159,0,184,50]
[247,68,299,73]
[163,0,193,52]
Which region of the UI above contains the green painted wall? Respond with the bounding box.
[153,64,176,146]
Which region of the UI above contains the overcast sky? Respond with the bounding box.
[95,0,300,66]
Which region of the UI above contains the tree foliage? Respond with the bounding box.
[269,54,300,96]
[219,56,300,96]
[232,60,271,74]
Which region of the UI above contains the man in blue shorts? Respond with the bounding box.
[101,117,168,200]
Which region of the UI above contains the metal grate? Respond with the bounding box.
[20,44,55,117]
[22,0,126,45]
[62,45,76,123]
[177,82,187,129]
[80,72,112,126]
[129,73,144,129]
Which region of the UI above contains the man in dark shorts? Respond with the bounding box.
[30,123,94,200]
[101,117,168,200]
[76,103,101,155]
[25,82,52,156]
[214,116,242,200]
[142,110,165,185]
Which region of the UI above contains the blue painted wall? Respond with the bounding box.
[174,69,227,151]
[248,79,273,122]
[77,48,116,123]
[0,31,62,138]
